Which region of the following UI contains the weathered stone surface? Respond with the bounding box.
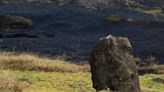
[89,35,141,92]
[0,15,32,30]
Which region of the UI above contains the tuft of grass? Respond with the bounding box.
[0,72,15,92]
[0,52,90,73]
[0,71,30,92]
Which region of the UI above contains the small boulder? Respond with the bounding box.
[0,15,33,30]
[89,35,141,92]
[105,15,123,23]
[126,18,151,24]
[127,18,140,23]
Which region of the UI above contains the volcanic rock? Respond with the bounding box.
[89,35,141,92]
[0,15,32,31]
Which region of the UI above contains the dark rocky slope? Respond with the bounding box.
[0,3,164,63]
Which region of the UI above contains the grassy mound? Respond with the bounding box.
[0,52,89,73]
[0,52,163,92]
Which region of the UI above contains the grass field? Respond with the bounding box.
[0,52,163,92]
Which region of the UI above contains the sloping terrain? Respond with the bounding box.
[1,69,163,92]
[0,3,164,63]
[0,53,163,92]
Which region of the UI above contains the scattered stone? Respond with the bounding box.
[89,35,141,92]
[105,15,123,23]
[0,15,33,30]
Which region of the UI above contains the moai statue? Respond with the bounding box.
[89,35,141,92]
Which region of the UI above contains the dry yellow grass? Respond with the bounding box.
[0,52,89,73]
[0,71,31,92]
[0,72,15,91]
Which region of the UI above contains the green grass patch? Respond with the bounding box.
[0,70,163,92]
[140,74,164,92]
[0,70,95,92]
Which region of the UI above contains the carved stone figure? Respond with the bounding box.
[89,35,141,92]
